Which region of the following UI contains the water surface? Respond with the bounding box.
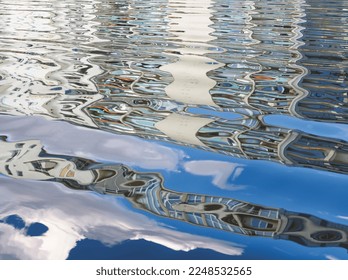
[0,0,347,259]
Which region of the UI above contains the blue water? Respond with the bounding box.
[0,0,347,260]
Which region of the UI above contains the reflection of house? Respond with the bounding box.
[1,137,347,250]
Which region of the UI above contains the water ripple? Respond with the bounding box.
[0,0,347,173]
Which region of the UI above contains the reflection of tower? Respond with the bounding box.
[1,137,347,250]
[90,0,346,123]
[90,0,176,99]
[247,0,309,115]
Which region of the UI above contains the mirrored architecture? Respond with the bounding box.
[90,0,347,121]
[1,137,347,251]
[0,0,347,260]
[88,99,348,174]
[0,0,347,175]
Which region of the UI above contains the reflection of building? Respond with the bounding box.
[87,97,348,174]
[1,90,347,174]
[0,0,347,175]
[0,137,96,185]
[0,91,102,127]
[294,0,348,122]
[1,137,348,250]
[89,0,347,122]
[207,0,309,116]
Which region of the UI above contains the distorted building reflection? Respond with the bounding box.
[1,91,347,174]
[294,0,348,122]
[87,97,348,174]
[0,0,347,175]
[0,136,347,250]
[90,0,347,122]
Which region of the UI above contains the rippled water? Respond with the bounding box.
[0,0,347,259]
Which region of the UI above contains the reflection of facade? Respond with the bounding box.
[0,91,102,127]
[1,137,348,250]
[1,91,347,174]
[207,0,309,116]
[88,98,348,174]
[294,0,348,122]
[88,0,347,122]
[0,0,347,175]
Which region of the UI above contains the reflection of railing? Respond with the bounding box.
[0,136,347,250]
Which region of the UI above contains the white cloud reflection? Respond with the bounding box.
[184,160,246,190]
[0,177,243,259]
[0,115,186,171]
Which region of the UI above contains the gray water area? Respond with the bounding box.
[0,0,347,259]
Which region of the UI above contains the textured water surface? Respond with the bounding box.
[0,0,347,259]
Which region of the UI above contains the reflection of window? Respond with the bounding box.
[123,180,146,187]
[286,218,304,232]
[249,217,274,230]
[31,160,58,174]
[238,214,278,231]
[15,143,24,148]
[96,169,116,182]
[204,204,223,211]
[221,214,239,226]
[310,231,343,242]
[41,161,57,170]
[5,165,12,175]
[260,209,278,219]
